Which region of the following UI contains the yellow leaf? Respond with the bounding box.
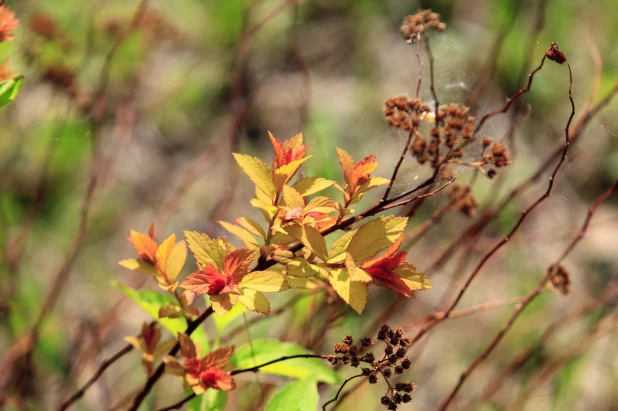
[346,253,372,283]
[292,177,335,196]
[394,263,433,290]
[123,336,146,352]
[233,153,276,200]
[155,234,176,272]
[284,225,328,261]
[118,258,158,276]
[304,196,337,214]
[346,216,408,261]
[234,217,265,238]
[238,288,270,315]
[330,268,367,314]
[282,185,305,209]
[272,249,295,264]
[286,258,328,279]
[165,240,187,282]
[327,231,356,263]
[240,270,290,292]
[184,231,226,270]
[350,177,390,205]
[273,157,311,193]
[211,293,239,316]
[219,221,259,248]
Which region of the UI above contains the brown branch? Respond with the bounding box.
[230,354,327,376]
[473,54,547,136]
[157,393,197,411]
[437,173,618,411]
[128,307,214,411]
[322,374,365,411]
[381,130,414,202]
[58,342,134,410]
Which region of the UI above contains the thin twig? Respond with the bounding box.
[437,173,618,411]
[322,374,365,410]
[230,354,327,376]
[382,130,414,202]
[157,393,197,411]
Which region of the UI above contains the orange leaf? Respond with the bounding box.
[129,229,158,263]
[223,248,257,283]
[201,345,235,370]
[336,148,355,186]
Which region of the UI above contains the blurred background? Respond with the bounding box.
[1,0,618,410]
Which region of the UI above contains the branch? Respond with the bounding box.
[59,342,133,410]
[230,354,327,376]
[158,393,197,411]
[128,307,214,411]
[322,374,365,411]
[381,130,414,202]
[437,173,618,411]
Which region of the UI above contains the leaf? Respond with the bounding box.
[394,263,433,291]
[211,293,238,316]
[265,377,319,411]
[184,231,226,270]
[346,216,408,261]
[233,153,276,200]
[304,196,337,214]
[345,253,372,283]
[240,270,290,292]
[118,258,158,276]
[286,259,327,280]
[336,148,355,186]
[212,300,246,334]
[350,177,390,204]
[284,225,328,261]
[187,389,227,411]
[330,269,368,315]
[159,302,183,319]
[219,221,259,248]
[123,336,146,352]
[292,177,335,196]
[282,185,305,209]
[166,240,187,282]
[155,234,176,273]
[110,281,209,352]
[232,339,340,384]
[223,248,257,282]
[273,157,311,193]
[234,217,265,238]
[202,345,235,369]
[237,288,270,315]
[0,76,24,108]
[327,231,356,263]
[129,229,158,262]
[179,332,197,359]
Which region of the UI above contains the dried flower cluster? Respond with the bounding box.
[549,264,571,295]
[400,9,446,43]
[447,182,479,217]
[327,325,416,410]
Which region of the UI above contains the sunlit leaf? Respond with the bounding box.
[284,225,328,261]
[0,76,24,108]
[394,263,433,290]
[219,220,259,248]
[292,177,335,196]
[265,377,319,411]
[237,288,270,315]
[184,231,226,270]
[239,270,290,292]
[330,269,368,314]
[233,153,276,200]
[346,216,408,261]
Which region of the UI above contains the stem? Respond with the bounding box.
[230,354,327,376]
[128,307,214,411]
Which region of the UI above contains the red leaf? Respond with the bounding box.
[181,266,233,295]
[223,249,256,284]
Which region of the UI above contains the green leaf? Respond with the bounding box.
[233,153,276,200]
[232,339,340,384]
[265,377,319,411]
[187,389,227,411]
[110,281,209,352]
[0,76,24,108]
[346,216,408,261]
[211,298,246,334]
